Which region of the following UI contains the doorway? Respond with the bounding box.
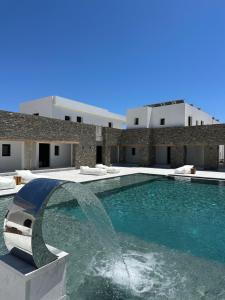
[96,146,103,164]
[39,143,50,168]
[167,146,171,165]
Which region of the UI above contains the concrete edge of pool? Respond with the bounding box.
[1,166,225,197]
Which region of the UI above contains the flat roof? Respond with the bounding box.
[145,99,185,108]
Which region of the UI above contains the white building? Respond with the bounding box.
[0,140,73,173]
[127,100,220,129]
[20,96,126,129]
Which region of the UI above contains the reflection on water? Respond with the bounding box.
[2,175,225,299]
[43,209,225,299]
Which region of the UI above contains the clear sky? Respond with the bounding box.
[0,0,225,120]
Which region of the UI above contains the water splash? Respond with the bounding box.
[88,249,183,298]
[61,182,130,289]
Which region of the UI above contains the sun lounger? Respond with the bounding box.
[80,166,107,176]
[174,165,194,175]
[0,176,16,190]
[95,164,120,174]
[4,220,32,251]
[15,170,41,184]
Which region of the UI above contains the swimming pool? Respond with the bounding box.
[1,174,225,299]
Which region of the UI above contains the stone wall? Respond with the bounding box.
[102,127,122,165]
[120,129,154,166]
[1,109,225,170]
[119,125,225,169]
[0,110,96,168]
[152,124,225,146]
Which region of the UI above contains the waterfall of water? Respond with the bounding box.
[61,182,130,289]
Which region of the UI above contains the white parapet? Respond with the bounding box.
[0,247,69,300]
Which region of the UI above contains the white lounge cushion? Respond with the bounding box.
[0,176,16,190]
[15,170,40,183]
[95,164,107,169]
[80,166,107,176]
[174,165,194,174]
[5,220,32,236]
[95,164,120,174]
[4,220,32,253]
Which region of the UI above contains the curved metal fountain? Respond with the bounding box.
[2,177,130,299]
[3,178,70,268]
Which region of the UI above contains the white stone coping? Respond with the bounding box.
[0,246,69,300]
[1,167,225,197]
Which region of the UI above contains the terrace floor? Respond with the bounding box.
[1,167,225,197]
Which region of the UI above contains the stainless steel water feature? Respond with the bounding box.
[3,178,69,268]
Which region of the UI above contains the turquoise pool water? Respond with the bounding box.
[95,176,225,263]
[2,174,225,299]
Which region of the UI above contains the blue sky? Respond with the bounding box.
[0,0,225,120]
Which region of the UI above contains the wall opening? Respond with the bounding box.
[39,143,50,168]
[96,146,103,164]
[218,145,225,169]
[167,147,171,164]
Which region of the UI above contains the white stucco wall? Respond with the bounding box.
[0,141,23,172]
[126,107,152,129]
[50,143,71,168]
[219,145,224,162]
[127,102,219,128]
[20,96,126,129]
[52,105,124,128]
[127,103,185,128]
[35,142,72,169]
[20,97,54,118]
[150,103,185,128]
[184,104,219,126]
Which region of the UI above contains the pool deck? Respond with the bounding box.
[1,167,225,197]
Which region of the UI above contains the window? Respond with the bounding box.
[196,120,199,126]
[201,120,204,125]
[54,145,60,156]
[132,148,136,156]
[77,116,82,123]
[33,113,39,116]
[188,116,192,126]
[2,144,11,156]
[108,122,113,128]
[134,118,139,125]
[24,219,32,228]
[160,118,165,125]
[65,116,71,121]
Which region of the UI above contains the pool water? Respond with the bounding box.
[2,174,225,299]
[98,177,225,263]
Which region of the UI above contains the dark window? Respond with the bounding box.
[132,148,136,156]
[24,219,32,228]
[77,116,82,123]
[55,145,60,156]
[134,118,139,125]
[160,118,165,125]
[108,122,112,128]
[201,120,204,125]
[33,113,39,116]
[65,116,71,121]
[196,120,199,126]
[188,116,192,126]
[2,144,11,156]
